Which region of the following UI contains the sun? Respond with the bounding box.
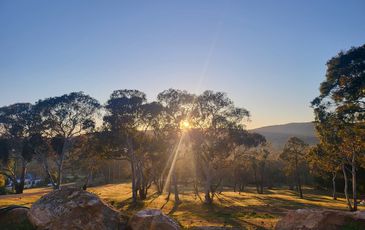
[180,120,191,130]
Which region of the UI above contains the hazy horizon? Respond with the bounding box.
[1,0,364,128]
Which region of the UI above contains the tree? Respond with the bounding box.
[308,145,341,200]
[34,92,100,189]
[0,103,36,193]
[157,89,195,204]
[27,133,57,188]
[312,44,365,211]
[249,146,270,194]
[231,131,268,194]
[190,90,250,204]
[280,137,308,199]
[104,89,151,203]
[66,133,106,190]
[138,101,170,195]
[307,115,343,201]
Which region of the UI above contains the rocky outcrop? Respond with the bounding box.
[128,209,180,230]
[28,187,128,230]
[275,208,365,230]
[0,205,34,230]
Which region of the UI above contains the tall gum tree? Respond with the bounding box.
[34,92,100,189]
[157,88,195,204]
[190,90,250,204]
[280,137,308,199]
[0,103,36,193]
[312,44,365,211]
[103,89,151,204]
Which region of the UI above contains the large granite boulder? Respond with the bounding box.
[28,187,127,230]
[0,205,34,230]
[275,208,365,230]
[128,209,180,230]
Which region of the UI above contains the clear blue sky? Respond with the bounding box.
[0,0,364,128]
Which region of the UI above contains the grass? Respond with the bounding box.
[0,183,360,229]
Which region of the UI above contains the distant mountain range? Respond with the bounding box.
[250,122,318,150]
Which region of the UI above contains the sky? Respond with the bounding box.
[0,1,364,129]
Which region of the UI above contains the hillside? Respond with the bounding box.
[251,122,318,150]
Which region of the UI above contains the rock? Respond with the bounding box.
[128,209,180,230]
[0,205,34,230]
[28,187,127,230]
[189,227,241,230]
[275,208,365,230]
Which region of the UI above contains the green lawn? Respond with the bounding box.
[0,183,358,229]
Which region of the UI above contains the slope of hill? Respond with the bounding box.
[251,122,318,150]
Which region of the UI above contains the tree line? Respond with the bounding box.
[0,88,308,204]
[0,44,363,209]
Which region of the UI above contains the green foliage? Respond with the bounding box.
[280,137,308,167]
[312,44,365,123]
[311,44,365,210]
[35,92,100,138]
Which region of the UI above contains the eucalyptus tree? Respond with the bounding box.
[138,101,171,195]
[34,92,100,189]
[157,89,195,204]
[311,44,365,210]
[0,103,36,193]
[308,144,341,200]
[103,89,151,203]
[280,137,308,199]
[247,144,270,194]
[190,90,250,204]
[230,130,267,194]
[307,113,344,201]
[27,133,57,187]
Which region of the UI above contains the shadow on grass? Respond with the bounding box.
[167,199,271,229]
[146,192,161,206]
[111,197,146,212]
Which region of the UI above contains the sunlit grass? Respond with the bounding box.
[0,184,359,229]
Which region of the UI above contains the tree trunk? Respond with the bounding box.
[172,170,180,205]
[296,169,303,199]
[55,153,64,190]
[127,138,138,204]
[342,164,353,211]
[253,166,259,194]
[259,163,265,194]
[204,164,213,204]
[82,171,91,190]
[15,163,27,194]
[352,153,357,211]
[332,171,337,200]
[166,177,172,201]
[154,176,163,194]
[239,183,244,193]
[130,157,137,204]
[41,156,57,189]
[55,138,70,190]
[193,178,202,201]
[295,155,303,199]
[137,160,147,200]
